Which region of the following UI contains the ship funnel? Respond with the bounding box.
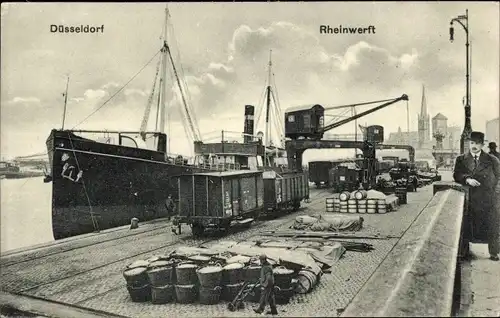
[157,133,167,153]
[243,105,255,143]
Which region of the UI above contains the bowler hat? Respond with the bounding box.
[259,254,267,260]
[469,131,485,143]
[489,142,497,149]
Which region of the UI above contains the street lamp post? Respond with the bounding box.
[449,9,471,154]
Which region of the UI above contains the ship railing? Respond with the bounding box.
[194,162,241,171]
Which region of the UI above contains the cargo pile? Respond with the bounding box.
[290,214,363,232]
[122,245,317,307]
[326,190,399,214]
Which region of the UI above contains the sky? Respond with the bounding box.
[1,2,499,161]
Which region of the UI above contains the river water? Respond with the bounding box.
[1,177,54,254]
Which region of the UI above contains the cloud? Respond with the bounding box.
[10,97,40,103]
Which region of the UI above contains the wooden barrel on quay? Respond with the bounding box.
[151,284,175,304]
[339,191,351,201]
[295,270,317,294]
[395,187,407,205]
[123,267,149,287]
[377,199,387,214]
[325,198,335,212]
[147,261,174,287]
[353,190,367,200]
[367,199,377,214]
[339,200,348,213]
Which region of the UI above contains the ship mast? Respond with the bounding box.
[159,5,169,135]
[264,50,272,168]
[61,76,70,130]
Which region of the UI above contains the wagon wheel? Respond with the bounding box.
[238,302,245,309]
[227,302,236,312]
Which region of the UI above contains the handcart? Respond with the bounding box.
[227,280,260,312]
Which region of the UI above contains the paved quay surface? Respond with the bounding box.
[459,244,500,317]
[1,185,438,317]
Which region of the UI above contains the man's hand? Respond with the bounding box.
[466,178,481,187]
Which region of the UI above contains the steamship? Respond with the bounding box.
[45,7,282,240]
[45,7,217,240]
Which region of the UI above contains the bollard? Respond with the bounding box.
[130,217,139,229]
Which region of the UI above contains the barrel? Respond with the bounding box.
[176,263,198,285]
[147,261,174,287]
[353,190,368,200]
[367,199,377,213]
[127,284,151,302]
[395,187,407,204]
[294,270,317,294]
[339,191,351,201]
[197,265,223,288]
[175,284,198,303]
[326,198,335,212]
[222,282,245,301]
[376,199,387,214]
[244,265,261,282]
[123,267,149,288]
[199,286,222,305]
[151,284,175,304]
[339,201,348,213]
[333,198,341,212]
[222,263,245,285]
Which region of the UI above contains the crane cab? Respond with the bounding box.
[284,104,325,140]
[365,125,384,143]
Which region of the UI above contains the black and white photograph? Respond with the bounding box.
[1,1,499,317]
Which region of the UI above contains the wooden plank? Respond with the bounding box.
[261,230,394,240]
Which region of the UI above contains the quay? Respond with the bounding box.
[0,171,495,317]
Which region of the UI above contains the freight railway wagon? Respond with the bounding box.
[328,165,361,193]
[262,170,309,213]
[309,158,364,188]
[173,171,264,237]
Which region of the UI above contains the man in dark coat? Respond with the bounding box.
[254,254,278,315]
[488,142,500,160]
[453,131,500,261]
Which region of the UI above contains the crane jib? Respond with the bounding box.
[320,95,409,134]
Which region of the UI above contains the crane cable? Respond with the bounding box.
[323,97,396,111]
[72,49,162,129]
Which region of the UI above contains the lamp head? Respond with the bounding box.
[449,22,454,42]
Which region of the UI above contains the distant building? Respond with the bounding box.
[486,117,499,145]
[387,85,432,151]
[417,85,431,148]
[432,113,448,137]
[387,127,420,147]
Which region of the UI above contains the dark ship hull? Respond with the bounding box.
[46,129,208,240]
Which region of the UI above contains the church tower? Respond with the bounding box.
[418,85,430,149]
